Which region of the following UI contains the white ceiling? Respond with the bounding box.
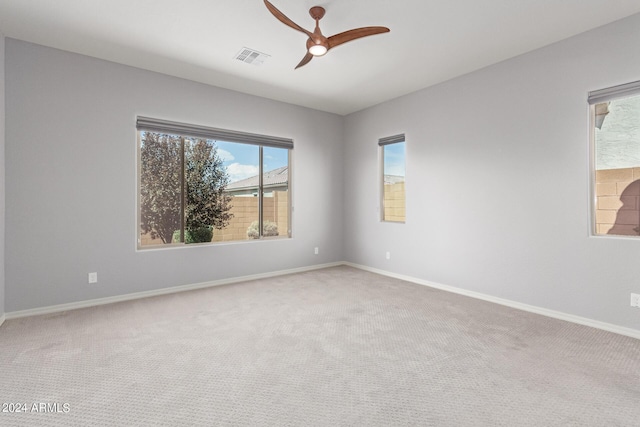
[1,0,639,115]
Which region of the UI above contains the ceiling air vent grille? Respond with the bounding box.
[235,48,270,66]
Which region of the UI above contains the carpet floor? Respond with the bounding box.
[1,265,639,426]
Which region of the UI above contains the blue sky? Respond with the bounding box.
[215,141,288,183]
[384,141,406,177]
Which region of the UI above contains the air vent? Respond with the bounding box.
[235,48,270,66]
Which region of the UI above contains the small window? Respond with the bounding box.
[379,135,406,222]
[137,117,291,248]
[590,81,640,236]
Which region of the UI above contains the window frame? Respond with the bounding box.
[136,117,292,249]
[379,134,406,223]
[588,80,640,238]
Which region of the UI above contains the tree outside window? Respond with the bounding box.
[140,132,233,245]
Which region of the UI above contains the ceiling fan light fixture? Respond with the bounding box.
[308,44,328,56]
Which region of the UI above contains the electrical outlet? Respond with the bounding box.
[88,272,98,284]
[386,252,391,260]
[631,293,640,308]
[314,247,319,255]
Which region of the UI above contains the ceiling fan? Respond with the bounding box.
[263,0,390,69]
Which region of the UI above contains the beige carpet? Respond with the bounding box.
[1,266,639,426]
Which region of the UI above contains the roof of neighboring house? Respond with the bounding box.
[384,174,405,185]
[226,166,288,191]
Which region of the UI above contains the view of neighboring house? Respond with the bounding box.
[225,166,289,197]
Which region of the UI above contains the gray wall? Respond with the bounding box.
[5,39,344,312]
[0,33,5,319]
[343,13,640,331]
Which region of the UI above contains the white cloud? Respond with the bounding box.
[217,148,235,162]
[226,163,258,182]
[385,162,405,177]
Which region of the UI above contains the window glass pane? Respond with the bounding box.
[217,141,260,242]
[262,147,290,238]
[594,94,640,236]
[139,132,183,246]
[382,141,406,222]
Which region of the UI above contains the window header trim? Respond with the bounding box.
[588,80,640,105]
[378,134,405,146]
[136,116,293,150]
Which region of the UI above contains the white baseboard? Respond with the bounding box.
[5,262,343,320]
[0,313,5,328]
[345,262,640,341]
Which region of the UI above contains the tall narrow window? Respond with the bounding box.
[137,117,292,248]
[589,81,640,236]
[379,134,406,223]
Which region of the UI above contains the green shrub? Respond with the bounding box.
[247,220,279,239]
[172,226,213,244]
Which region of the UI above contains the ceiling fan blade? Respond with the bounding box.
[264,0,313,38]
[295,52,314,69]
[328,27,390,50]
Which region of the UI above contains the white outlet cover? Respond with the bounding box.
[88,272,98,283]
[631,293,640,308]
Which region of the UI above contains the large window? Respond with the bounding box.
[590,81,640,236]
[379,134,406,222]
[137,117,291,248]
